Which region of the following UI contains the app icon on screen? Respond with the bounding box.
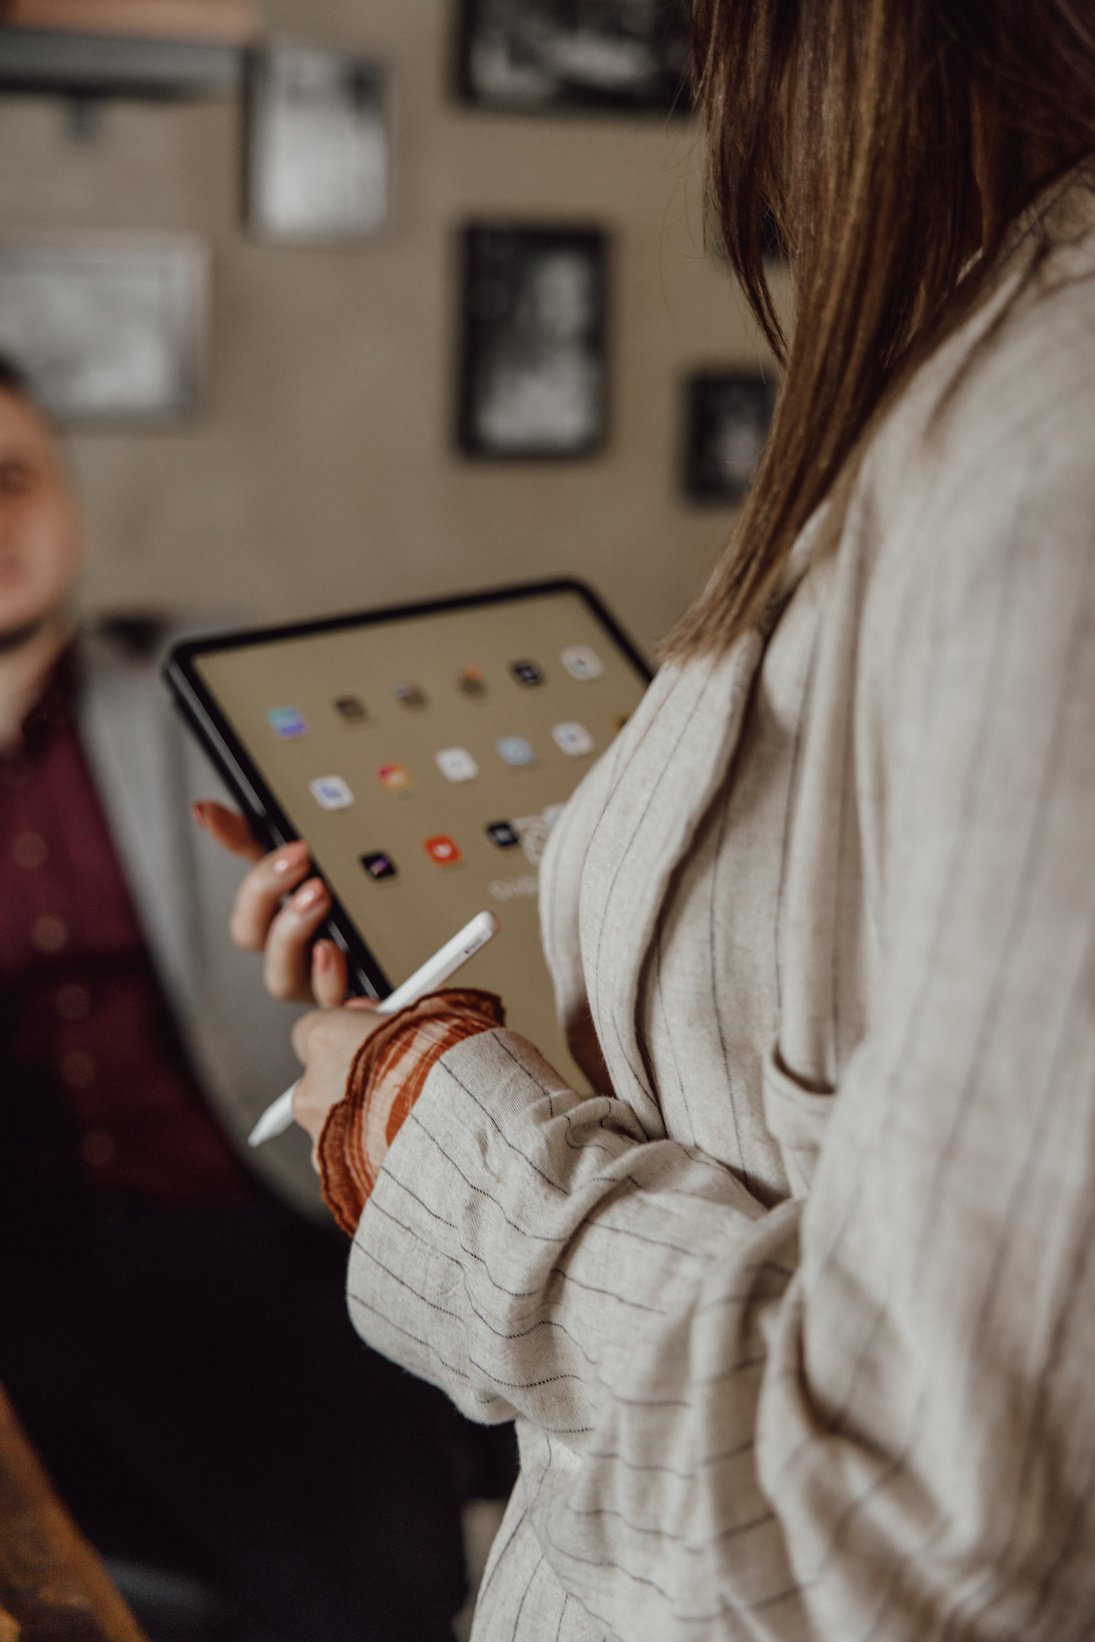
[486,820,520,849]
[552,722,595,757]
[435,747,479,782]
[424,835,462,866]
[267,707,308,738]
[361,852,397,880]
[496,736,534,767]
[514,814,550,867]
[457,666,487,697]
[394,682,426,708]
[334,695,368,723]
[560,646,603,681]
[309,775,354,809]
[377,763,413,793]
[510,660,544,688]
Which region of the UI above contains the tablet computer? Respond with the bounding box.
[164,579,651,1092]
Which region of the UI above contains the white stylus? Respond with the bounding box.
[247,909,500,1148]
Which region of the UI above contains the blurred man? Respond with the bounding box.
[0,356,480,1642]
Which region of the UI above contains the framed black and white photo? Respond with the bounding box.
[683,370,777,503]
[0,235,208,423]
[245,40,390,242]
[456,0,691,116]
[458,224,609,460]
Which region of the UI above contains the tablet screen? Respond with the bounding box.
[182,583,650,1092]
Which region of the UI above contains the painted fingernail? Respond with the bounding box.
[191,801,209,826]
[294,879,324,911]
[273,842,309,875]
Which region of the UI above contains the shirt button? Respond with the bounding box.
[55,983,91,1022]
[61,1049,96,1090]
[13,831,48,870]
[81,1129,116,1169]
[31,914,68,954]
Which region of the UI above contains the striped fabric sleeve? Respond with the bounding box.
[316,988,504,1234]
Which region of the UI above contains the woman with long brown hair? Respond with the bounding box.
[202,1,1095,1635]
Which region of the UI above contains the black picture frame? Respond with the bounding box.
[683,369,777,504]
[457,222,609,461]
[455,0,691,116]
[244,39,390,243]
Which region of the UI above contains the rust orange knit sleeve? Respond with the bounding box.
[316,988,505,1235]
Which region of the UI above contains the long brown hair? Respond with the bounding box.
[666,0,1095,659]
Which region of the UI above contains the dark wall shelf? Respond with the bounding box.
[0,26,242,98]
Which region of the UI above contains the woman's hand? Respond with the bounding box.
[193,799,349,1006]
[290,1001,381,1154]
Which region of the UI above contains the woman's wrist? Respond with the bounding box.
[317,988,505,1235]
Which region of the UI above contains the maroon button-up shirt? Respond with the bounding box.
[0,650,254,1207]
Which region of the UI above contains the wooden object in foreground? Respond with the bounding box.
[0,0,259,44]
[0,1385,147,1642]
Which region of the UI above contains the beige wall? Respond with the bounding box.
[0,0,774,655]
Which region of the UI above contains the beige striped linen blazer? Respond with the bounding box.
[347,172,1095,1640]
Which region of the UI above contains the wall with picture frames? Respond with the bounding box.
[0,0,784,654]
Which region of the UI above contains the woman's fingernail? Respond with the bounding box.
[273,842,309,875]
[294,878,324,911]
[313,941,330,972]
[192,801,209,826]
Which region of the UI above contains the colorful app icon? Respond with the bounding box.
[435,746,479,782]
[309,775,353,809]
[361,851,397,880]
[377,763,413,793]
[267,707,307,738]
[486,820,520,849]
[457,665,487,697]
[496,735,534,766]
[560,645,603,681]
[334,695,368,723]
[552,722,595,757]
[424,835,462,866]
[510,660,544,688]
[394,682,426,708]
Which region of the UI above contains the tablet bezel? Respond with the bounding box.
[164,577,652,999]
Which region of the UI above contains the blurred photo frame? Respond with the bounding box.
[456,0,691,116]
[245,40,390,242]
[0,235,208,423]
[457,223,609,460]
[683,369,777,504]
